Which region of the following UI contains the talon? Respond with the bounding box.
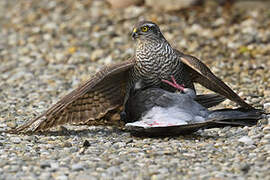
[162,75,185,91]
[170,75,177,85]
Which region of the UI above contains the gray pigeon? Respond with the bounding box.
[124,77,263,136]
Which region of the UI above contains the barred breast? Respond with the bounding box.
[129,38,194,92]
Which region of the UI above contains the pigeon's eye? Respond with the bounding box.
[141,26,149,32]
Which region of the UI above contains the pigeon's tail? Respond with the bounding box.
[195,94,226,108]
[207,108,264,126]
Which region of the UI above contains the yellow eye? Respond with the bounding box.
[141,26,149,32]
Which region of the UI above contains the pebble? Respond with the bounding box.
[10,137,21,144]
[6,122,17,128]
[55,175,68,180]
[39,172,51,180]
[78,175,98,180]
[264,134,270,140]
[263,125,270,133]
[107,0,143,9]
[71,163,84,171]
[146,0,199,11]
[40,162,51,169]
[238,136,254,145]
[264,103,270,109]
[90,49,104,62]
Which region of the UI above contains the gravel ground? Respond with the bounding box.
[0,0,270,179]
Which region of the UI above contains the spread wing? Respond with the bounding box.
[13,60,135,133]
[175,50,253,109]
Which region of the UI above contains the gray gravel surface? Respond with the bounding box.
[0,0,270,179]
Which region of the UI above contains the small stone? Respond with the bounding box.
[83,140,91,147]
[67,47,77,54]
[44,22,57,30]
[43,34,52,40]
[55,53,65,62]
[112,142,126,149]
[62,142,72,148]
[240,164,250,173]
[71,163,84,171]
[107,0,143,8]
[6,122,17,128]
[75,174,98,180]
[104,56,112,65]
[263,125,270,133]
[238,136,254,145]
[182,153,196,157]
[263,103,270,109]
[55,175,68,180]
[106,166,121,175]
[264,90,270,97]
[10,137,21,144]
[90,49,104,61]
[263,134,270,140]
[39,172,51,180]
[40,162,51,169]
[50,162,59,170]
[146,0,199,11]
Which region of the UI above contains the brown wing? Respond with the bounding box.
[175,50,253,109]
[13,60,135,133]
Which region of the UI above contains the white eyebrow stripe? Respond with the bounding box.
[144,23,155,27]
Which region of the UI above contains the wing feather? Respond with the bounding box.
[13,60,134,132]
[175,50,253,109]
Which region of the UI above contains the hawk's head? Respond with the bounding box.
[131,21,164,40]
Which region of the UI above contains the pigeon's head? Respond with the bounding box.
[131,21,164,41]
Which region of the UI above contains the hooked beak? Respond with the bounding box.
[131,28,139,39]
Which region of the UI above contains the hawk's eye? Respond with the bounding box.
[141,26,149,32]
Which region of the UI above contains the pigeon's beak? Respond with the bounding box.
[132,28,139,39]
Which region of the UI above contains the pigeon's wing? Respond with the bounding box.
[13,60,135,133]
[175,50,253,109]
[194,94,226,108]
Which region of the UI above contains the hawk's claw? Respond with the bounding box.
[162,75,185,92]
